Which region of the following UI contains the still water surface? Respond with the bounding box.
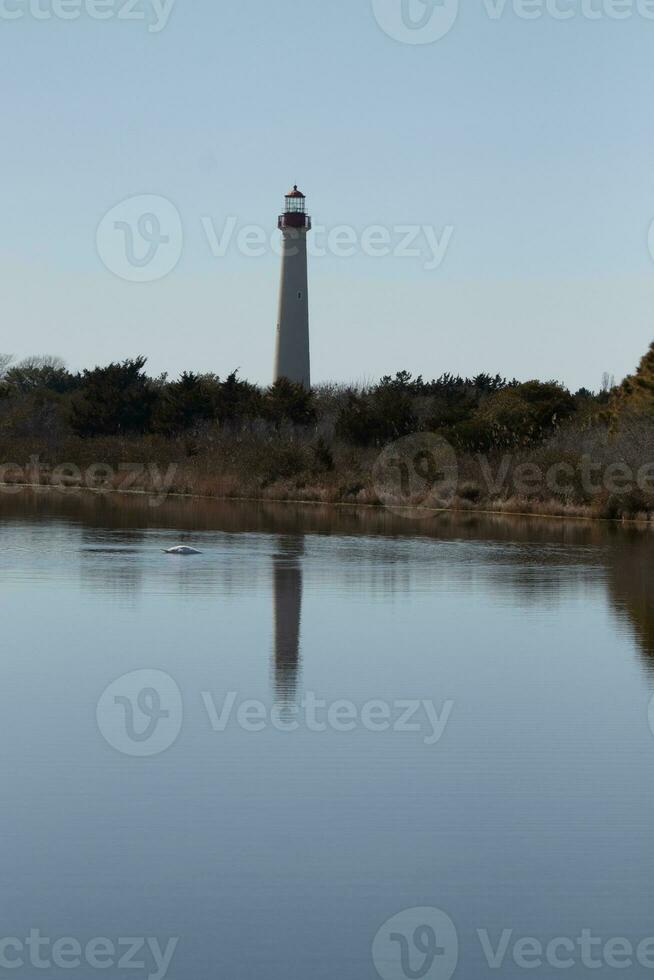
[1,491,654,979]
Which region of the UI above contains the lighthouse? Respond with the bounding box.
[274,185,312,388]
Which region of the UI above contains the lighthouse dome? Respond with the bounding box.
[286,185,305,199]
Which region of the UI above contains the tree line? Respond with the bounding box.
[0,353,614,449]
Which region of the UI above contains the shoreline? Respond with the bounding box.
[2,481,653,529]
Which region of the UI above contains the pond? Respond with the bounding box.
[1,490,652,979]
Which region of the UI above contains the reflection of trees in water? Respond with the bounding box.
[272,536,304,706]
[0,490,617,540]
[5,488,654,670]
[461,523,654,671]
[300,518,609,606]
[78,527,148,599]
[604,529,654,672]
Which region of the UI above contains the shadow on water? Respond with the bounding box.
[2,489,654,672]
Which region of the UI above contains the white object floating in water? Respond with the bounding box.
[164,546,202,555]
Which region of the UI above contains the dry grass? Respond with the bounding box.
[2,423,654,526]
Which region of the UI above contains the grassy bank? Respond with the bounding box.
[2,422,654,525]
[2,348,654,524]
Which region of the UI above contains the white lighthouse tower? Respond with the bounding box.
[274,185,312,389]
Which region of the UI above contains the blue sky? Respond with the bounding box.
[1,0,653,390]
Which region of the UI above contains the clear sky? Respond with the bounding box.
[2,0,654,391]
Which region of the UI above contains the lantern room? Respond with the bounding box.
[284,185,306,212]
[279,185,311,231]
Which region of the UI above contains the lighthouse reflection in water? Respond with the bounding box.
[271,536,303,706]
